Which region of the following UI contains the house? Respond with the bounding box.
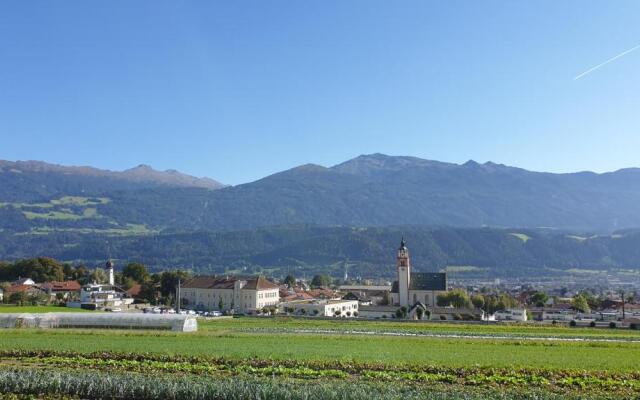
[493,309,528,322]
[181,275,279,314]
[12,278,35,286]
[541,310,577,321]
[4,284,45,298]
[40,281,82,300]
[342,292,372,306]
[391,238,447,309]
[280,299,359,317]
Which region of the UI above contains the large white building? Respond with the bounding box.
[391,238,447,308]
[181,276,279,314]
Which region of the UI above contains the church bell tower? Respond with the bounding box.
[397,238,410,307]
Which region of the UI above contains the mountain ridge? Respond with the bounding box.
[2,153,640,233]
[0,159,225,190]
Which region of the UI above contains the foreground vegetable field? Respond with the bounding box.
[1,317,639,399]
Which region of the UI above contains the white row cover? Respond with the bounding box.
[0,312,197,332]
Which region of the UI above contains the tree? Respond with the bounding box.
[9,292,28,306]
[471,295,485,309]
[159,270,191,298]
[437,289,471,308]
[530,291,548,307]
[218,297,224,311]
[9,258,65,282]
[138,280,159,304]
[572,294,590,313]
[283,274,296,287]
[416,308,424,320]
[122,263,149,284]
[73,265,93,285]
[310,274,332,288]
[92,268,108,284]
[380,291,393,306]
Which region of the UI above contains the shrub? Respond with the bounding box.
[609,322,617,329]
[630,323,638,330]
[589,321,596,328]
[353,311,358,317]
[439,315,446,321]
[569,320,577,327]
[345,311,351,317]
[453,314,462,321]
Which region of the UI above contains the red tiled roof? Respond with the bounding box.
[40,281,81,292]
[182,276,237,289]
[244,276,279,290]
[5,284,43,294]
[127,284,142,297]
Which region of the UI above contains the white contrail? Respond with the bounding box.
[574,43,640,80]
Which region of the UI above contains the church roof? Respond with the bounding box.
[391,272,447,292]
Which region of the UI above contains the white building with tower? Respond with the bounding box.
[66,261,133,310]
[391,238,447,309]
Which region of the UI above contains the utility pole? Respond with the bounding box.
[176,278,181,313]
[621,290,626,320]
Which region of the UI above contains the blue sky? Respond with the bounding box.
[1,1,639,185]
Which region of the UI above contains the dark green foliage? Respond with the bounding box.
[530,291,549,307]
[283,274,295,287]
[437,289,472,308]
[0,257,64,282]
[6,225,640,279]
[310,274,332,288]
[572,295,591,313]
[122,263,150,284]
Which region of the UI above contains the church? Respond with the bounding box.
[391,238,447,308]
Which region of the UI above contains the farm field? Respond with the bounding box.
[0,305,95,313]
[1,317,639,399]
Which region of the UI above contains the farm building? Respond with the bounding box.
[0,312,197,332]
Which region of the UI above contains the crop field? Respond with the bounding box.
[0,305,94,313]
[1,317,639,399]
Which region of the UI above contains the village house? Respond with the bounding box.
[181,275,279,314]
[280,299,359,317]
[40,281,82,300]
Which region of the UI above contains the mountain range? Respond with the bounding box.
[2,154,640,234]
